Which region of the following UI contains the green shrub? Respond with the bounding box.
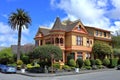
[90,59,95,66]
[109,58,118,68]
[68,59,76,67]
[27,64,33,69]
[62,65,71,71]
[84,59,91,66]
[53,63,60,69]
[103,58,110,67]
[17,60,23,65]
[67,54,74,64]
[97,65,103,69]
[27,63,40,69]
[17,65,21,70]
[76,58,83,68]
[21,55,29,64]
[7,63,17,67]
[118,58,120,65]
[38,61,51,68]
[85,66,92,70]
[95,59,102,65]
[34,64,40,67]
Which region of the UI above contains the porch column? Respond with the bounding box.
[75,52,77,61]
[62,51,65,62]
[83,52,86,60]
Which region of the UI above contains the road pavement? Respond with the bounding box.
[0,70,120,80]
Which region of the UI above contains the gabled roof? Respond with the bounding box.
[65,21,80,31]
[36,27,50,36]
[35,17,111,38]
[85,26,111,32]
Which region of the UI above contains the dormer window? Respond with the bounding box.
[78,25,81,30]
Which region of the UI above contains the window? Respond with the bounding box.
[86,38,90,47]
[86,53,90,59]
[77,52,83,59]
[90,40,92,44]
[78,25,81,30]
[87,38,89,44]
[76,36,83,46]
[108,33,111,38]
[55,38,59,44]
[40,40,43,45]
[104,32,106,37]
[60,38,63,44]
[35,40,39,46]
[96,30,98,36]
[100,31,102,36]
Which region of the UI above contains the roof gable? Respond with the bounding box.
[35,28,50,37]
[72,20,88,34]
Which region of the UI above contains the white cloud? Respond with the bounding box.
[2,14,8,19]
[0,22,30,46]
[51,0,120,33]
[110,21,120,32]
[109,0,120,19]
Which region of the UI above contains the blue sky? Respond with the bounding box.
[0,0,120,47]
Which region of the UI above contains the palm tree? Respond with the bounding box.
[8,9,31,61]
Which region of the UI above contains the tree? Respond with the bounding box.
[0,48,13,64]
[92,41,113,59]
[8,9,31,60]
[112,35,120,48]
[113,48,120,57]
[31,45,62,60]
[76,58,83,68]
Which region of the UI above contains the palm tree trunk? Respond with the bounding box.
[17,26,22,61]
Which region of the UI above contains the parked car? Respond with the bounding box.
[0,64,16,73]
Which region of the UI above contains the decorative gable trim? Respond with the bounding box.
[72,22,88,34]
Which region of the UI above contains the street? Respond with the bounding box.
[0,70,120,80]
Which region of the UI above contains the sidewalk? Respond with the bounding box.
[17,69,115,77]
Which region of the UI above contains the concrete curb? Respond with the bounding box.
[17,69,115,77]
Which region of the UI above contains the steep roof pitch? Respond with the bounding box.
[36,27,50,36]
[65,21,79,31]
[65,20,88,34]
[52,17,65,31]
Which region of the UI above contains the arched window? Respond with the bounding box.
[60,38,63,44]
[55,38,59,44]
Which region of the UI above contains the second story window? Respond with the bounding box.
[76,36,83,46]
[86,38,90,47]
[78,25,81,30]
[96,30,98,36]
[108,33,111,38]
[104,32,106,37]
[100,31,102,36]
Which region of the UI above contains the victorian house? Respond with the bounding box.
[34,17,112,62]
